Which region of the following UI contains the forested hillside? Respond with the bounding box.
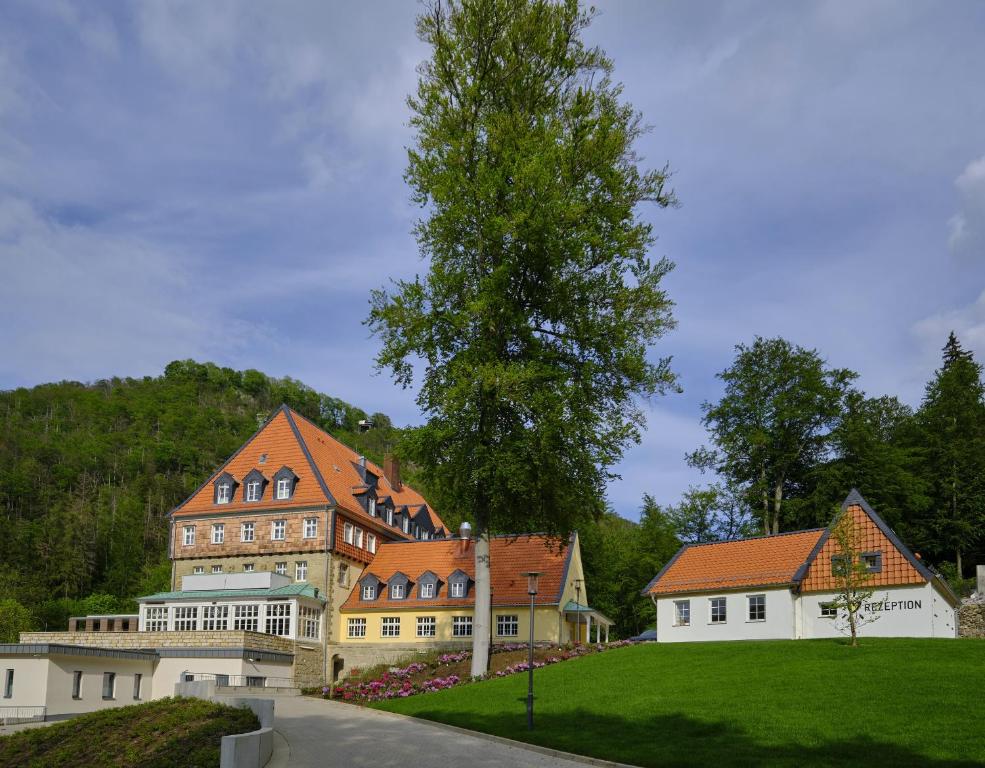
[0,360,410,627]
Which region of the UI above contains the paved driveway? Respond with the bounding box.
[271,695,598,768]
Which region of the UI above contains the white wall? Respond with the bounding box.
[931,587,958,638]
[799,583,939,639]
[656,588,796,642]
[0,658,48,708]
[45,656,155,717]
[150,657,293,699]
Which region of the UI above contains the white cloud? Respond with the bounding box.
[913,289,985,366]
[948,155,985,254]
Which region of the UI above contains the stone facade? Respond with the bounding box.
[293,642,325,688]
[958,600,985,638]
[19,630,296,654]
[171,508,332,562]
[324,641,472,678]
[172,552,333,593]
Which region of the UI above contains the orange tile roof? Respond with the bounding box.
[171,405,446,538]
[644,529,825,596]
[340,534,573,611]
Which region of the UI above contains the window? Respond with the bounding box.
[145,606,168,632]
[272,520,286,541]
[831,554,849,577]
[385,508,394,526]
[748,595,766,622]
[234,604,260,632]
[243,563,254,573]
[304,518,318,539]
[300,606,320,639]
[420,582,435,599]
[265,603,291,636]
[390,583,405,599]
[241,522,255,542]
[674,600,690,627]
[417,616,436,637]
[133,674,142,700]
[174,606,199,631]
[246,481,261,502]
[861,552,883,573]
[381,617,401,637]
[193,566,204,575]
[217,483,231,504]
[102,672,116,700]
[275,562,287,576]
[453,616,473,637]
[402,517,409,534]
[355,528,364,548]
[339,563,349,587]
[211,523,224,544]
[348,618,367,638]
[211,564,223,574]
[450,581,465,598]
[72,670,83,699]
[368,497,377,517]
[820,602,837,618]
[276,477,291,500]
[344,522,354,545]
[362,584,376,600]
[497,615,519,637]
[296,561,308,582]
[3,669,13,698]
[245,676,265,687]
[710,597,727,624]
[202,605,228,630]
[367,534,377,554]
[183,526,195,546]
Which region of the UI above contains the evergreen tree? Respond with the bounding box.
[369,0,678,675]
[914,332,985,575]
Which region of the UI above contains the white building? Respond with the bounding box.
[643,491,959,642]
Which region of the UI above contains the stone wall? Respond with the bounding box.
[172,552,332,593]
[326,641,472,679]
[958,600,985,638]
[19,630,295,654]
[293,642,325,688]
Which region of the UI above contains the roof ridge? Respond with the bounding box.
[282,405,336,506]
[681,528,826,549]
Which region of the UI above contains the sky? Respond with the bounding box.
[1,1,984,520]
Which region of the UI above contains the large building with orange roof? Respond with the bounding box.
[643,490,958,642]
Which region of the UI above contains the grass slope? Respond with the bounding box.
[374,639,985,767]
[0,697,259,768]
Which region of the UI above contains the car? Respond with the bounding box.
[630,628,657,642]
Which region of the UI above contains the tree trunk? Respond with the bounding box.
[772,479,783,536]
[760,468,769,536]
[470,531,491,678]
[956,548,963,578]
[848,607,858,647]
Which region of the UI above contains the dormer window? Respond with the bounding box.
[362,584,375,600]
[359,574,382,601]
[448,570,469,598]
[276,478,290,499]
[385,508,394,526]
[450,581,465,598]
[213,472,237,505]
[391,583,405,599]
[368,497,377,517]
[402,517,409,534]
[272,466,298,501]
[246,481,261,502]
[217,484,231,504]
[421,582,434,598]
[417,571,439,599]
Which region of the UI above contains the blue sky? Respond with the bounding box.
[1,1,984,520]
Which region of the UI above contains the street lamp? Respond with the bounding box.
[521,571,542,731]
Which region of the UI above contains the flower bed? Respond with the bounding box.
[321,641,633,703]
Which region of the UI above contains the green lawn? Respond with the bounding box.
[0,697,259,768]
[373,639,985,767]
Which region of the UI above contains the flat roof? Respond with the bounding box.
[0,643,156,661]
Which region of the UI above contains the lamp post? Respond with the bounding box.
[573,578,583,644]
[521,571,542,731]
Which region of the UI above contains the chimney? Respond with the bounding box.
[383,454,402,491]
[458,521,472,554]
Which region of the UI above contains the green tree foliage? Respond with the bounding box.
[368,0,678,672]
[688,337,856,535]
[0,598,35,642]
[0,360,401,619]
[665,483,756,543]
[911,333,985,576]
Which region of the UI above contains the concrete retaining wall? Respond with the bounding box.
[220,726,273,768]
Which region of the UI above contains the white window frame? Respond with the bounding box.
[385,508,394,526]
[820,602,837,618]
[192,566,204,575]
[420,582,435,599]
[241,522,255,542]
[417,616,436,637]
[300,605,320,639]
[496,614,519,637]
[173,606,199,631]
[710,597,727,624]
[380,617,400,637]
[747,594,766,622]
[216,483,231,504]
[348,618,367,638]
[246,480,261,502]
[183,526,195,546]
[367,533,377,554]
[402,516,409,534]
[211,564,222,574]
[355,528,364,549]
[368,497,377,517]
[211,523,224,544]
[144,606,168,632]
[450,580,465,598]
[673,600,690,627]
[276,477,291,500]
[452,616,473,637]
[362,584,375,600]
[275,562,287,576]
[264,602,291,636]
[303,518,317,539]
[272,520,286,541]
[390,583,405,599]
[296,561,308,582]
[233,604,260,632]
[339,562,349,587]
[344,522,354,545]
[243,563,254,572]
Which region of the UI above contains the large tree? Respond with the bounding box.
[913,332,985,575]
[665,483,756,543]
[368,0,677,675]
[688,337,856,535]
